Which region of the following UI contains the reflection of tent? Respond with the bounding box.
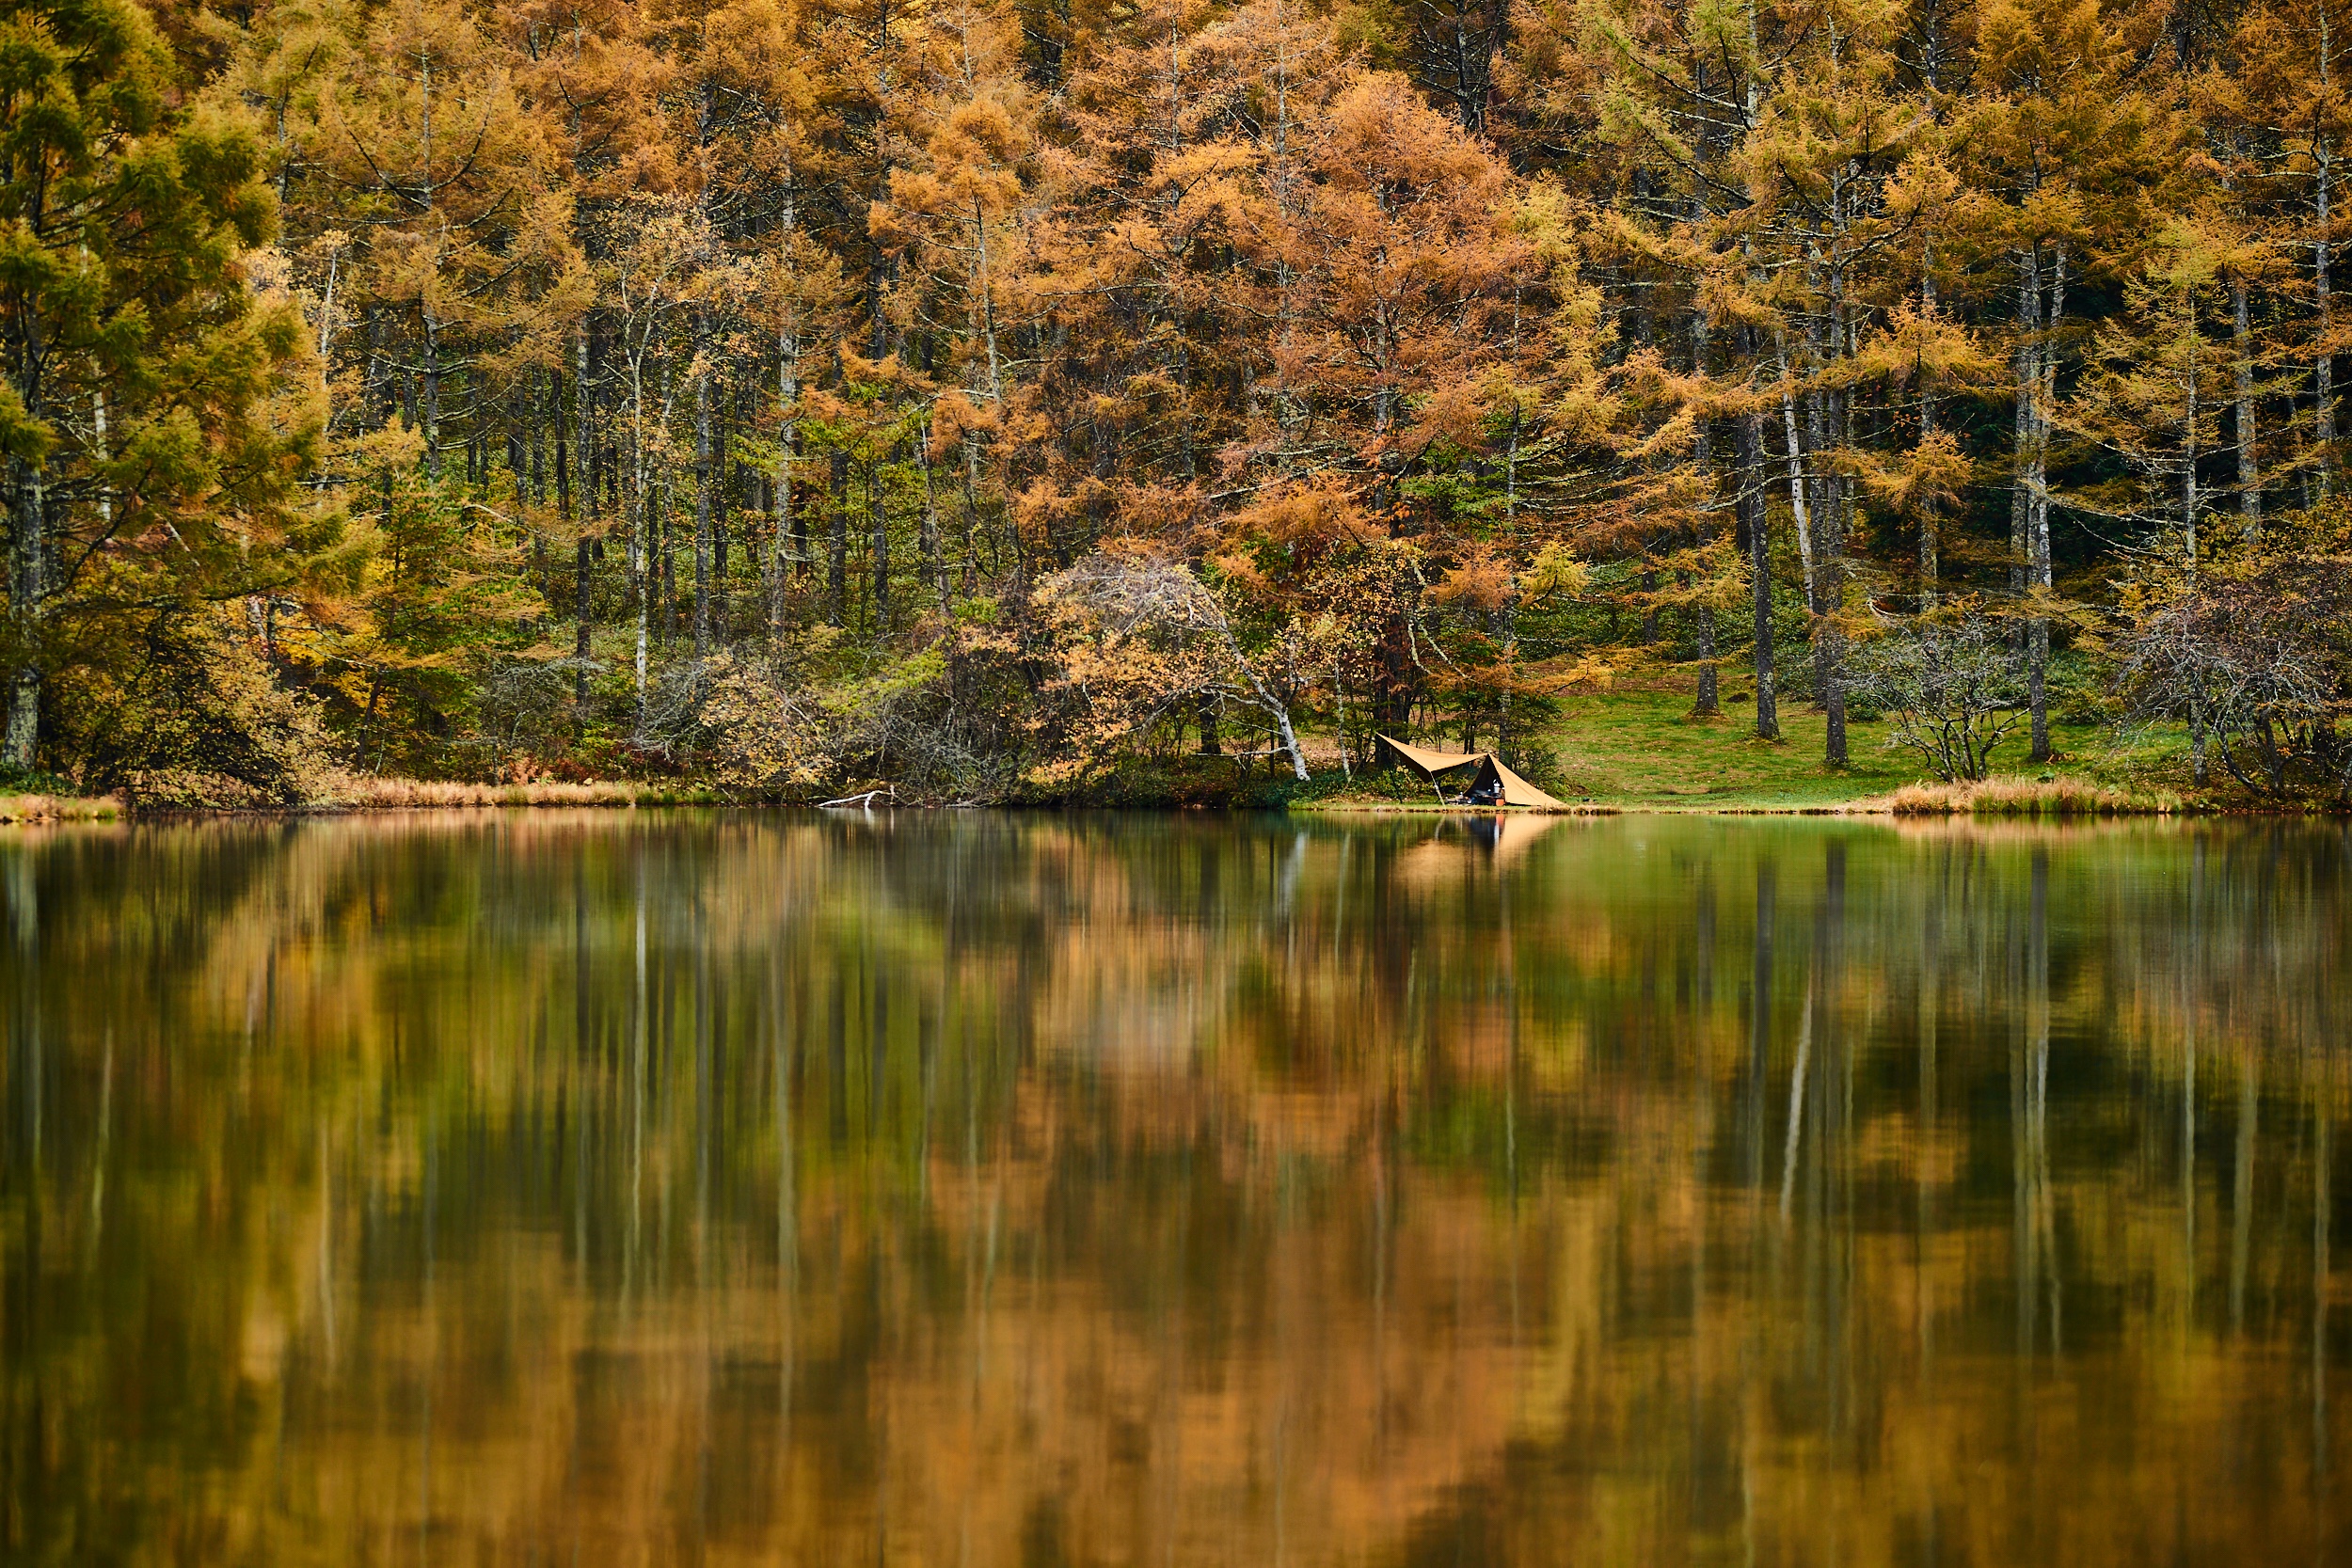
[1375,735,1568,810]
[1478,809,1565,865]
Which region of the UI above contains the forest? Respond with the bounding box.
[5,0,2352,804]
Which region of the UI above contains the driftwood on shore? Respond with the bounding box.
[818,787,898,809]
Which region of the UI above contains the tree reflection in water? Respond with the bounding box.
[1,812,2346,1565]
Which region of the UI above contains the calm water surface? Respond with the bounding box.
[4,811,2350,1565]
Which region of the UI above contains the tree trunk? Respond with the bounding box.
[961,442,985,596]
[1814,449,1848,766]
[1271,703,1310,782]
[2027,249,2064,765]
[1804,371,1846,768]
[1814,192,1850,768]
[629,363,650,736]
[1691,594,1719,718]
[828,450,849,626]
[658,486,675,645]
[1917,420,1938,610]
[2319,129,2336,496]
[2236,277,2260,531]
[1738,392,1779,740]
[514,383,540,607]
[1919,250,1940,609]
[3,456,43,769]
[868,457,889,630]
[422,307,442,482]
[716,391,735,623]
[770,327,798,637]
[1686,272,1718,720]
[2012,249,2037,606]
[693,318,714,659]
[919,417,946,615]
[555,357,587,715]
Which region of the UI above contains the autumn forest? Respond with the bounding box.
[8,0,2352,803]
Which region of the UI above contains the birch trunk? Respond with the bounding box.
[3,456,43,769]
[2027,249,2063,764]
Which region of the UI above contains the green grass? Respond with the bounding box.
[1317,688,2191,813]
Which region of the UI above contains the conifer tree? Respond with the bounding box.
[1963,0,2171,760]
[0,0,314,768]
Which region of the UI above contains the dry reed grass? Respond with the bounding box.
[319,772,670,810]
[1882,775,2177,817]
[0,793,122,823]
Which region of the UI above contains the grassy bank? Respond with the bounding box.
[1302,689,2194,815]
[0,691,2246,820]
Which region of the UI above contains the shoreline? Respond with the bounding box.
[12,793,2331,823]
[19,695,2326,823]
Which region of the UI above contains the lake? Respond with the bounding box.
[2,811,2347,1564]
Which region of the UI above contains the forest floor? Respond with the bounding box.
[1305,688,2190,814]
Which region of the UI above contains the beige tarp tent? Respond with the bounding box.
[1378,736,1487,781]
[1375,736,1569,811]
[1473,754,1568,810]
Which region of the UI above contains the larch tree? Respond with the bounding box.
[1961,0,2171,761]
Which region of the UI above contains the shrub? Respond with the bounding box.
[57,610,343,806]
[2116,505,2352,803]
[1849,602,2027,781]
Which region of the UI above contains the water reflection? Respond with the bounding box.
[2,812,2347,1564]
